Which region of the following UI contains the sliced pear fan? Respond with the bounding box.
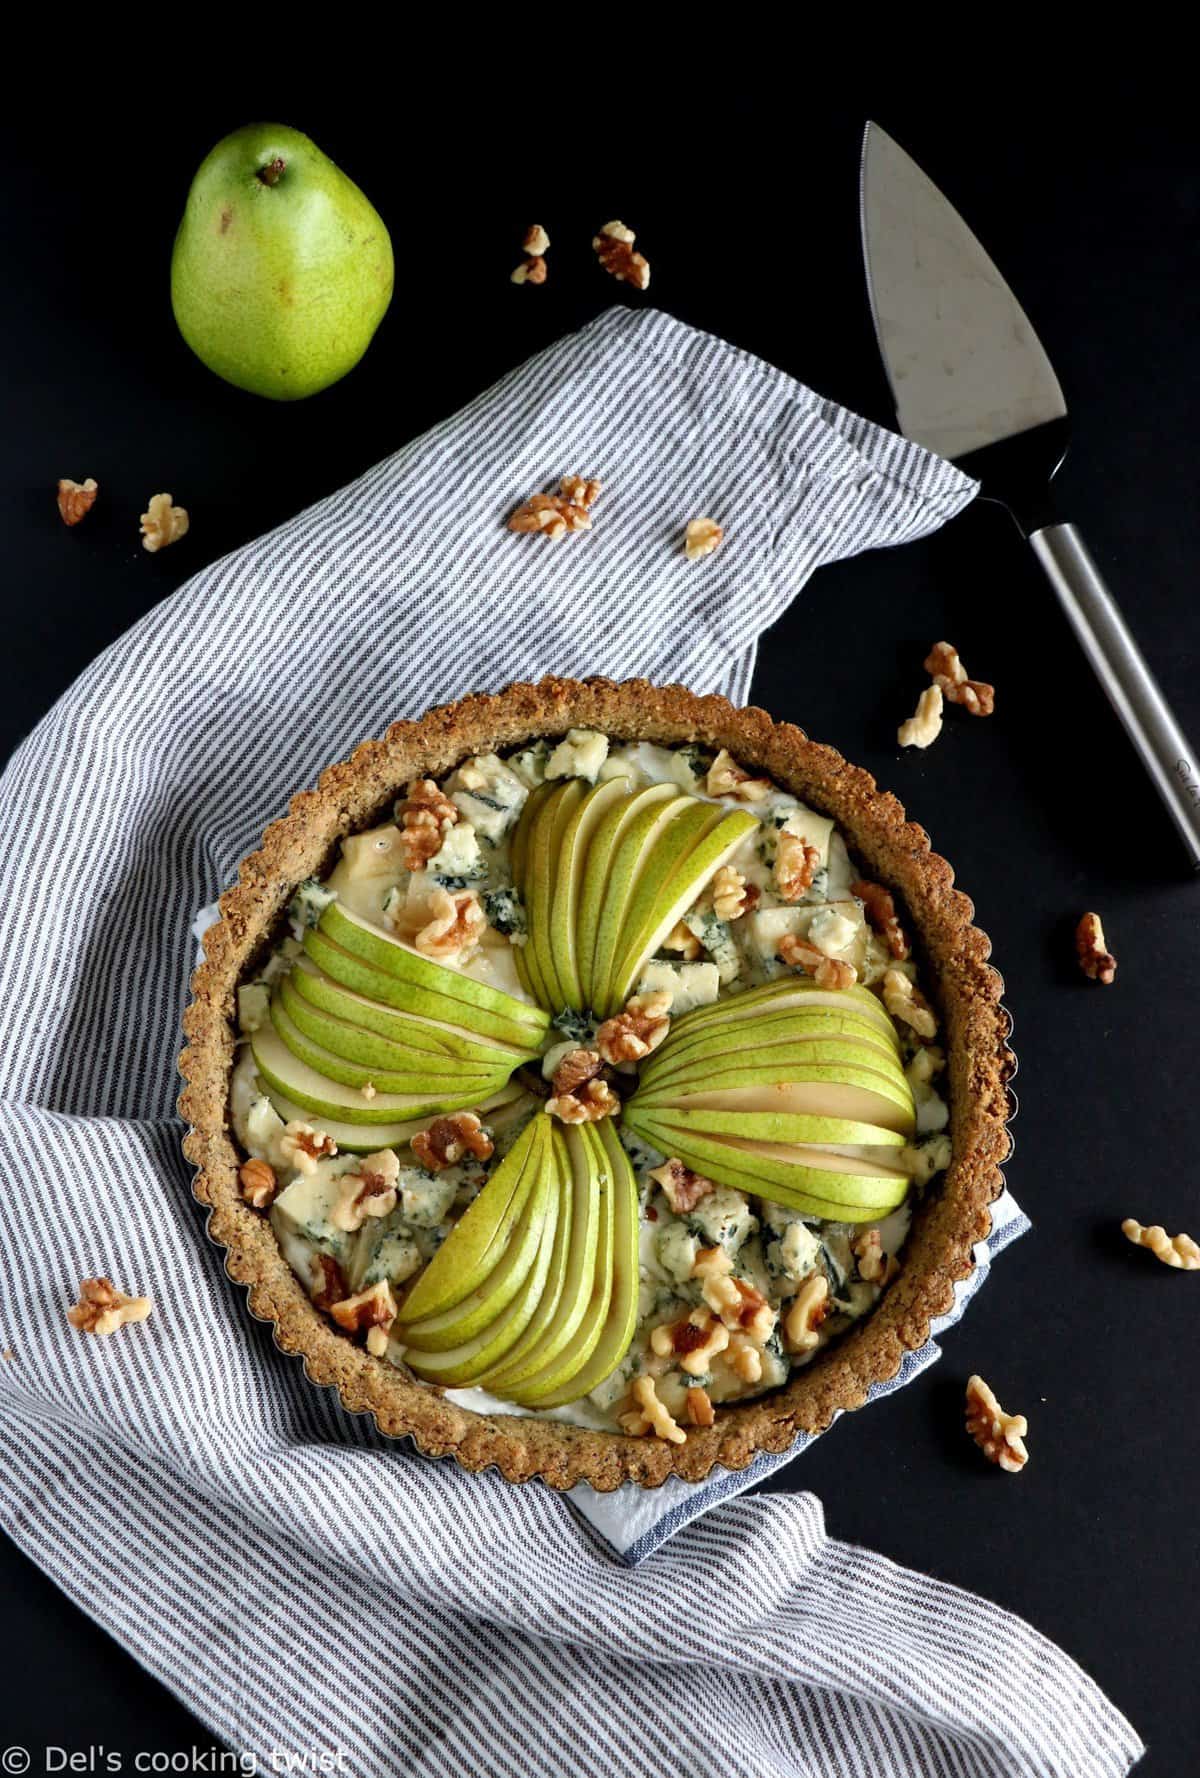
[510,779,758,1017]
[262,1080,530,1155]
[396,1112,640,1404]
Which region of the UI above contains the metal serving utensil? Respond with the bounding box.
[861,121,1200,869]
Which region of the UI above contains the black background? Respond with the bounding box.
[1,78,1197,1776]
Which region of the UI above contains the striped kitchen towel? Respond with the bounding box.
[0,306,1142,1776]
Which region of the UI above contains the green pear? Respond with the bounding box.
[550,777,633,1012]
[639,1029,905,1090]
[591,790,691,1015]
[529,781,585,1014]
[269,995,502,1098]
[281,968,524,1074]
[319,905,546,1032]
[476,1126,577,1391]
[636,1068,914,1131]
[670,977,899,1043]
[575,783,679,1011]
[639,1103,907,1149]
[171,124,393,400]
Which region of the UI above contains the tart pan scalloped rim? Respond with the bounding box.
[178,676,1017,1493]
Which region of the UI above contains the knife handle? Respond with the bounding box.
[1029,522,1200,870]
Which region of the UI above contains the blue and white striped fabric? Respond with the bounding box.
[0,308,1142,1776]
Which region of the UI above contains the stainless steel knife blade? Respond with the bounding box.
[860,121,1066,461]
[858,120,1200,870]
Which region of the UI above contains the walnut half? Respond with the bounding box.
[1121,1219,1200,1271]
[964,1374,1028,1474]
[57,477,98,526]
[140,492,189,553]
[1076,911,1116,984]
[68,1276,153,1337]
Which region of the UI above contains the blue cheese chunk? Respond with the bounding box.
[397,1165,460,1228]
[684,1185,757,1253]
[655,1216,701,1282]
[427,820,487,882]
[545,728,610,782]
[682,907,743,985]
[448,754,529,842]
[272,1158,357,1260]
[636,959,721,1014]
[352,1227,423,1292]
[288,877,337,936]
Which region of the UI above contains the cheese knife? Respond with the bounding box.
[860,120,1200,869]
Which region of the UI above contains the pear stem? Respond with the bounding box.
[257,157,286,187]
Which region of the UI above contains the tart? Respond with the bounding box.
[180,678,1013,1490]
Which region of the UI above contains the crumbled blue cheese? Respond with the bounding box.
[508,740,549,788]
[483,885,527,939]
[901,1133,952,1186]
[245,1094,286,1162]
[288,877,337,936]
[682,907,743,985]
[397,1165,460,1227]
[685,1185,758,1253]
[236,982,270,1034]
[655,1216,701,1282]
[763,1214,822,1284]
[636,959,721,1014]
[447,754,529,841]
[352,1228,423,1292]
[272,1159,357,1259]
[906,1046,950,1135]
[427,820,487,882]
[545,728,609,782]
[807,906,860,959]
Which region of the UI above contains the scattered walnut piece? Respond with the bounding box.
[309,1253,347,1311]
[965,1374,1028,1474]
[593,219,650,290]
[691,1244,733,1281]
[882,967,937,1038]
[1076,912,1117,985]
[596,990,672,1064]
[413,887,486,961]
[925,641,995,717]
[140,492,189,553]
[650,1308,730,1376]
[663,918,702,960]
[508,476,601,540]
[331,1150,402,1233]
[545,1076,621,1124]
[551,1047,604,1097]
[684,517,723,561]
[330,1280,398,1357]
[412,1113,494,1173]
[783,1275,830,1354]
[897,683,944,750]
[774,832,821,903]
[705,747,772,802]
[852,1229,900,1286]
[67,1277,153,1337]
[648,1157,715,1215]
[511,224,550,284]
[778,934,857,990]
[1121,1219,1200,1271]
[57,477,98,526]
[711,863,755,921]
[238,1157,278,1209]
[851,878,910,960]
[686,1385,715,1427]
[279,1121,338,1176]
[619,1375,686,1443]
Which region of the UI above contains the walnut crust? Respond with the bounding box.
[179,677,1015,1492]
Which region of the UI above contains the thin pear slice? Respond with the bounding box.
[625,1112,909,1219]
[638,1103,908,1148]
[397,1118,541,1323]
[288,958,535,1066]
[476,1125,576,1391]
[260,1082,528,1154]
[531,1117,640,1407]
[550,776,634,1013]
[499,1124,605,1405]
[270,996,502,1097]
[510,781,554,1007]
[648,1072,914,1133]
[669,977,899,1044]
[400,1199,560,1386]
[319,903,546,1033]
[529,780,585,1014]
[509,1131,614,1407]
[606,805,759,1012]
[575,783,680,1012]
[305,928,543,1050]
[639,1026,906,1093]
[640,1006,901,1077]
[399,1122,552,1352]
[252,1018,504,1125]
[590,788,693,1016]
[624,1116,903,1223]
